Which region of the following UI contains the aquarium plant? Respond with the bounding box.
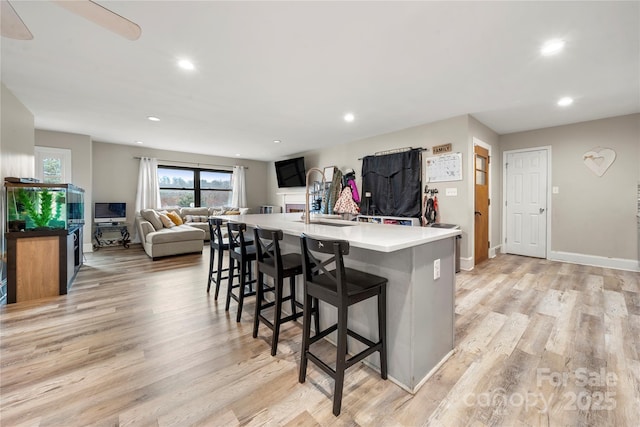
[17,188,54,229]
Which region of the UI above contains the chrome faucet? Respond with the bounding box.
[304,167,325,224]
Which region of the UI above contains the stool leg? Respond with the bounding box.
[313,297,320,336]
[299,293,312,384]
[333,305,348,416]
[214,247,225,300]
[289,276,297,317]
[207,245,214,293]
[253,269,263,338]
[271,276,284,356]
[225,257,235,312]
[236,260,247,322]
[379,286,388,379]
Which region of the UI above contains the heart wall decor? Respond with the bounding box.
[583,147,616,177]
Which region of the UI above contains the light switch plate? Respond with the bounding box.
[552,186,559,194]
[445,188,457,196]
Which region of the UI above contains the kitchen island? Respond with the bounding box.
[219,212,460,393]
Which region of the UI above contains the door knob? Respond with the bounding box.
[474,211,482,216]
[539,208,545,214]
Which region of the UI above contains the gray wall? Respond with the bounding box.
[267,114,490,261]
[1,83,35,290]
[469,116,501,253]
[92,142,270,228]
[35,130,93,248]
[500,113,639,260]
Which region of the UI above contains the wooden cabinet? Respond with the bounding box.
[6,226,83,303]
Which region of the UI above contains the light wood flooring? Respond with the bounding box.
[1,245,639,426]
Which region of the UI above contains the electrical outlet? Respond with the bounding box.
[434,258,441,280]
[553,186,559,194]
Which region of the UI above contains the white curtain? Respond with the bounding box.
[135,157,161,212]
[133,157,161,243]
[231,165,247,208]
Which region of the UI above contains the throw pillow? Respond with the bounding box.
[166,211,183,225]
[141,209,163,231]
[158,213,176,228]
[224,210,240,215]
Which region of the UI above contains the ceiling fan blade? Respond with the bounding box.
[1,0,34,40]
[53,0,141,41]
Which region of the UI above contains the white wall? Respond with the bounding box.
[92,141,270,227]
[267,115,484,261]
[500,113,639,263]
[1,83,35,290]
[469,116,501,254]
[35,130,93,248]
[1,83,34,179]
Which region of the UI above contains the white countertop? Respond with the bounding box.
[217,213,461,253]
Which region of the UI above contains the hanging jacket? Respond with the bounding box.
[347,179,360,203]
[333,186,360,214]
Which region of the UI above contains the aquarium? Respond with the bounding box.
[5,182,84,232]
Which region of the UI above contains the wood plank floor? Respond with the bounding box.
[1,245,639,426]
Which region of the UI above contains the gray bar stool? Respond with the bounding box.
[299,233,388,416]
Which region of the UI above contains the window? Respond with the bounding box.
[158,166,232,208]
[34,146,72,183]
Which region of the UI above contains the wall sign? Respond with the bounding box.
[432,143,452,154]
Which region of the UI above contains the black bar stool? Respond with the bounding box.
[207,218,230,299]
[299,233,388,416]
[226,222,257,322]
[252,226,319,356]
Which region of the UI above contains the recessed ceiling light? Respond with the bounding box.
[178,59,195,70]
[541,39,565,56]
[344,113,355,122]
[147,116,160,122]
[273,140,281,144]
[557,97,573,107]
[235,153,241,157]
[135,140,143,144]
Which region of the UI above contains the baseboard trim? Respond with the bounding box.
[489,245,501,259]
[460,257,474,271]
[549,250,640,272]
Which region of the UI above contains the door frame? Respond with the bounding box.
[471,137,492,264]
[501,146,553,259]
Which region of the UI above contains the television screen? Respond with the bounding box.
[275,157,306,188]
[95,202,126,223]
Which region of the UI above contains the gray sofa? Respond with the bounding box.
[135,207,246,260]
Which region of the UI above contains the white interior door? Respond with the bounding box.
[504,149,548,258]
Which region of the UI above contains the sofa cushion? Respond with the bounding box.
[145,225,205,244]
[180,207,209,218]
[141,209,163,231]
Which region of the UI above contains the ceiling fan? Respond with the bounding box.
[1,0,141,41]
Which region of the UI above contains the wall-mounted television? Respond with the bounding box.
[94,202,127,223]
[275,157,306,188]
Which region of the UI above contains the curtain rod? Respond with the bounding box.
[357,147,428,160]
[133,157,248,170]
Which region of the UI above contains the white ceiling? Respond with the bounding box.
[2,1,638,161]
